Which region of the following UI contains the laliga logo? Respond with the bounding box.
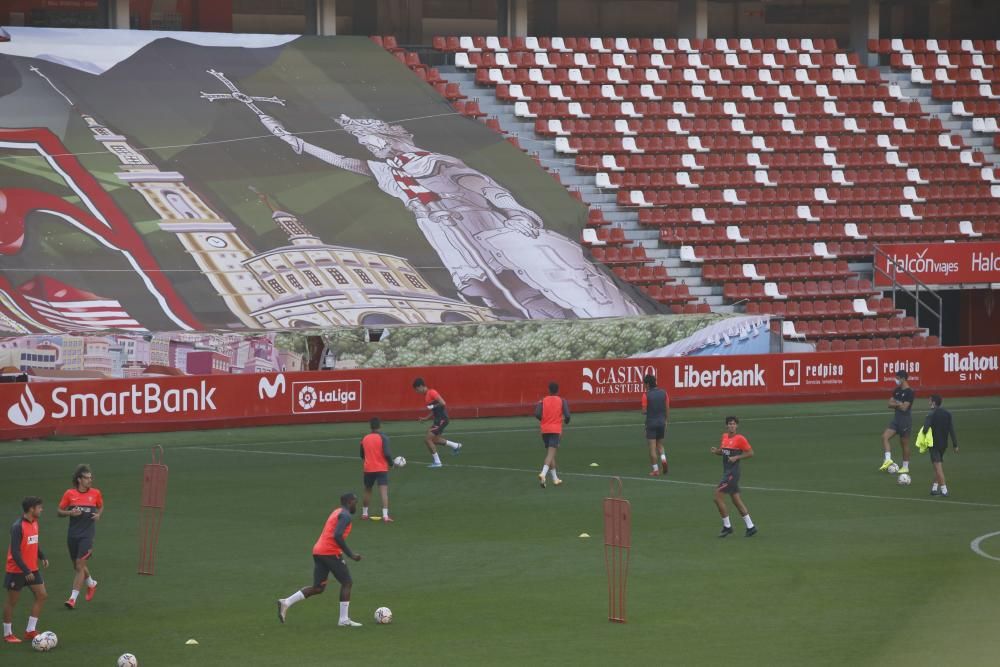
[258,373,286,400]
[298,386,318,411]
[581,368,594,395]
[7,385,45,427]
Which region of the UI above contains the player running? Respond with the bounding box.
[923,395,959,497]
[277,492,363,627]
[57,464,103,609]
[711,416,757,537]
[4,497,49,644]
[413,378,462,468]
[535,382,570,488]
[360,417,396,522]
[642,374,669,476]
[880,369,914,474]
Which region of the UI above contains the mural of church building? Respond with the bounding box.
[83,114,496,329]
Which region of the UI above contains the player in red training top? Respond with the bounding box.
[360,417,396,522]
[4,496,49,643]
[57,464,103,609]
[710,416,758,538]
[276,493,363,627]
[413,378,462,468]
[535,382,570,488]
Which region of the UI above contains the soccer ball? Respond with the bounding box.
[374,606,393,624]
[117,653,139,667]
[393,456,407,468]
[31,631,57,652]
[897,473,912,486]
[887,463,900,474]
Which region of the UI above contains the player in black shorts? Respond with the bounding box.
[711,417,757,537]
[413,378,462,468]
[923,395,959,497]
[4,497,49,644]
[642,374,669,476]
[880,369,914,474]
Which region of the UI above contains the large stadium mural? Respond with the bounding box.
[0,28,645,337]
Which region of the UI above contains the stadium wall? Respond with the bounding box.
[2,345,998,441]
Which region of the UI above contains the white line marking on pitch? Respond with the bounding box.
[191,446,1000,510]
[970,531,1000,562]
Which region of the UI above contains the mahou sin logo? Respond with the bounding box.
[292,380,362,414]
[943,351,999,381]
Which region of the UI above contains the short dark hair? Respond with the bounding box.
[21,496,42,512]
[548,382,559,394]
[643,373,656,388]
[895,369,908,380]
[725,416,739,424]
[369,417,381,430]
[412,377,425,389]
[73,464,91,487]
[930,394,943,407]
[340,492,357,506]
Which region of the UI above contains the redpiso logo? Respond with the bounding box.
[292,380,362,414]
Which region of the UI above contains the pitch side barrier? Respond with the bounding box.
[1,345,998,440]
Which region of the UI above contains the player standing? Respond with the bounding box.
[57,464,103,609]
[535,382,570,488]
[642,374,669,476]
[360,417,395,522]
[3,497,49,643]
[413,378,462,468]
[924,395,959,497]
[711,416,757,537]
[880,370,914,474]
[276,492,363,627]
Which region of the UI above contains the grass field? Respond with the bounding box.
[2,397,999,666]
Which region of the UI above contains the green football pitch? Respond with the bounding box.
[2,397,999,666]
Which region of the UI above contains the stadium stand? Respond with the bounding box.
[372,35,1000,348]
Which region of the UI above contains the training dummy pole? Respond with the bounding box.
[603,476,631,623]
[138,446,169,575]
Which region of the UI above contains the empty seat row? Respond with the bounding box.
[704,260,851,281]
[440,36,842,55]
[814,335,938,351]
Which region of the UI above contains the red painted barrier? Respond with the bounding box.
[2,346,998,440]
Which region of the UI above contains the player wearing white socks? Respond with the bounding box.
[535,382,570,488]
[712,417,758,538]
[413,378,462,468]
[360,417,396,523]
[277,493,362,627]
[4,497,49,644]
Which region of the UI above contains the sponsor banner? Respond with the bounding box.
[875,242,1000,286]
[1,346,998,440]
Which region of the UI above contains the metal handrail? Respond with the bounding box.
[872,245,943,340]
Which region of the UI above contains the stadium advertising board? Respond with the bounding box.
[874,242,1000,286]
[1,346,998,440]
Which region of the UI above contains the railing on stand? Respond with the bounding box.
[873,245,943,341]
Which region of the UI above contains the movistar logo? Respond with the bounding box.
[258,373,286,400]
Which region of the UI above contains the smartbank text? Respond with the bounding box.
[50,381,216,419]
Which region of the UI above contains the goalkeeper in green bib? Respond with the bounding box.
[916,395,959,497]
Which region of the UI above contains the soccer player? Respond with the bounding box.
[57,464,103,609]
[276,493,363,627]
[923,395,959,497]
[413,377,462,468]
[4,497,49,644]
[535,381,570,488]
[642,373,669,476]
[880,369,914,474]
[710,416,757,538]
[360,417,395,522]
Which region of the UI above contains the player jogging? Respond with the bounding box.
[360,417,396,522]
[923,395,959,497]
[277,493,363,627]
[880,369,914,474]
[4,497,49,644]
[711,416,757,538]
[413,378,462,468]
[535,381,570,488]
[57,464,103,609]
[642,374,669,476]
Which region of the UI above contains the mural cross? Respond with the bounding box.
[199,69,285,116]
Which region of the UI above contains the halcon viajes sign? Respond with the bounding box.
[875,242,1000,286]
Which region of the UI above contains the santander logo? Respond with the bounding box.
[7,385,45,427]
[258,373,286,400]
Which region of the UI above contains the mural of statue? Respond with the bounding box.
[256,112,642,320]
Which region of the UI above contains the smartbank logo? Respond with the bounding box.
[258,374,286,400]
[581,365,654,395]
[6,382,217,426]
[292,380,362,414]
[884,248,959,276]
[674,363,765,388]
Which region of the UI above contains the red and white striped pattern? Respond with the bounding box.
[19,276,145,332]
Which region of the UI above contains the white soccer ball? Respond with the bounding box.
[374,606,393,624]
[117,653,139,667]
[897,473,912,486]
[31,631,56,652]
[393,456,406,468]
[887,463,900,474]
